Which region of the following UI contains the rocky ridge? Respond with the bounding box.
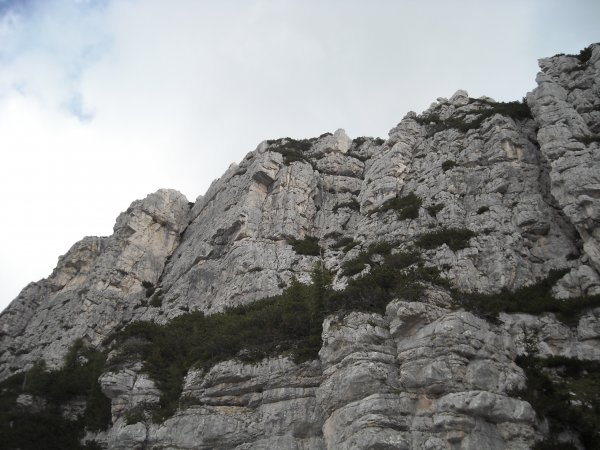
[1,44,600,449]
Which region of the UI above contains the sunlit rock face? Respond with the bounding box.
[1,44,599,449]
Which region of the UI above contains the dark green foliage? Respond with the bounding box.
[290,235,321,256]
[0,411,85,450]
[0,340,111,449]
[426,203,444,217]
[375,192,422,219]
[332,198,360,213]
[109,247,445,421]
[266,138,315,165]
[575,44,594,63]
[342,241,394,276]
[460,269,600,325]
[352,136,368,147]
[340,253,371,276]
[514,355,600,449]
[415,98,532,134]
[330,237,357,252]
[330,254,443,314]
[340,241,396,277]
[352,136,384,147]
[476,206,490,214]
[142,280,155,298]
[124,404,146,425]
[579,135,600,145]
[534,441,578,450]
[111,264,334,420]
[478,98,533,121]
[441,160,457,172]
[416,228,476,251]
[149,291,163,308]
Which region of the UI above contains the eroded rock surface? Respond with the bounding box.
[1,44,600,449]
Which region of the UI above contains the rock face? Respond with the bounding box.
[1,44,600,449]
[0,189,190,378]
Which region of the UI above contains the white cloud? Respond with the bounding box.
[1,0,599,311]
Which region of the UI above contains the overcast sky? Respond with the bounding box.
[0,0,599,312]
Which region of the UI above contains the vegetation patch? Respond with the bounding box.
[426,203,444,217]
[459,269,600,325]
[106,245,446,421]
[0,339,112,449]
[563,44,595,64]
[331,253,446,311]
[341,241,401,277]
[352,136,368,147]
[441,160,457,172]
[579,135,600,145]
[330,237,358,252]
[149,291,163,308]
[514,355,600,449]
[109,264,333,420]
[415,98,532,134]
[332,198,360,213]
[290,235,321,256]
[416,227,476,251]
[374,192,422,219]
[142,280,155,298]
[266,138,315,165]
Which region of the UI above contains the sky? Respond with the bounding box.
[0,0,599,312]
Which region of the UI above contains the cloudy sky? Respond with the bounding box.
[0,0,599,312]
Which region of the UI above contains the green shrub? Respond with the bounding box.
[330,257,443,313]
[375,192,422,219]
[104,247,449,421]
[142,281,155,298]
[479,98,533,121]
[514,355,600,449]
[0,340,112,449]
[340,255,370,277]
[340,241,397,277]
[353,136,384,146]
[426,203,444,217]
[111,263,333,420]
[352,137,368,147]
[415,98,532,134]
[330,237,357,251]
[575,44,594,63]
[416,228,476,251]
[124,404,147,425]
[579,135,600,145]
[149,291,163,308]
[459,269,600,325]
[267,138,315,165]
[290,235,321,256]
[332,198,360,213]
[441,160,457,172]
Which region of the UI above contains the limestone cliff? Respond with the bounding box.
[1,44,599,450]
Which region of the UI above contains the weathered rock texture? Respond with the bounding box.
[1,44,600,449]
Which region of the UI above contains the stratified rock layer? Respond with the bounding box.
[1,44,600,449]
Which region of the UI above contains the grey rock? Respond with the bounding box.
[2,44,600,449]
